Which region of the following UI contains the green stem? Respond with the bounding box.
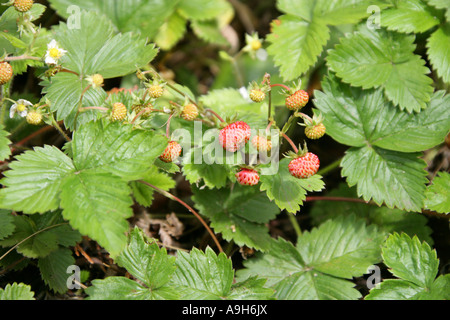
[287,213,302,237]
[317,157,342,176]
[51,115,71,141]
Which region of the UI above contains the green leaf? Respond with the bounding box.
[266,14,330,81]
[60,169,134,257]
[52,8,158,76]
[0,210,15,241]
[310,183,433,244]
[154,11,187,51]
[87,277,160,300]
[314,75,450,152]
[366,233,448,300]
[425,0,450,20]
[297,215,386,279]
[0,145,75,214]
[237,216,383,300]
[226,277,275,300]
[130,166,175,207]
[259,158,325,213]
[117,228,177,289]
[177,0,231,21]
[72,121,168,181]
[380,0,440,33]
[192,185,280,251]
[191,19,229,46]
[424,172,450,214]
[49,0,179,39]
[0,125,11,162]
[38,248,75,294]
[0,283,35,300]
[171,247,234,299]
[427,23,450,84]
[42,73,107,130]
[341,146,428,211]
[327,28,433,112]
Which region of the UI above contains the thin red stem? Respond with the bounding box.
[206,109,225,123]
[271,83,291,91]
[138,180,224,253]
[280,131,298,153]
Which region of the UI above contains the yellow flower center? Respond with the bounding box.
[250,39,262,51]
[16,104,26,112]
[91,74,104,87]
[49,48,60,58]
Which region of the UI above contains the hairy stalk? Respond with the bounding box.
[287,213,302,237]
[138,180,224,253]
[205,108,225,123]
[317,157,342,177]
[280,131,299,153]
[51,115,71,141]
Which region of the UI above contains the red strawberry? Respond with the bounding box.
[285,90,309,110]
[288,152,320,179]
[219,121,251,152]
[160,141,182,163]
[0,61,13,85]
[236,168,260,186]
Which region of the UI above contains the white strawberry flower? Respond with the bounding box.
[45,39,67,65]
[10,99,32,118]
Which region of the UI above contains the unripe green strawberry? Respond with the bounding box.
[251,135,272,152]
[249,89,265,102]
[288,152,320,179]
[182,103,199,121]
[305,123,326,140]
[148,84,164,98]
[235,168,260,186]
[131,104,152,118]
[219,121,251,152]
[26,111,42,125]
[0,61,13,85]
[111,102,127,121]
[160,141,182,163]
[285,90,309,110]
[14,0,34,12]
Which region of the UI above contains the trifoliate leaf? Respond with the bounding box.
[0,283,35,300]
[72,121,168,181]
[0,145,75,214]
[380,0,440,33]
[0,125,11,161]
[366,233,448,300]
[60,169,134,258]
[259,158,324,213]
[327,28,433,112]
[341,146,428,212]
[314,75,450,152]
[237,216,383,300]
[424,172,450,214]
[192,185,280,251]
[38,248,75,294]
[427,23,450,84]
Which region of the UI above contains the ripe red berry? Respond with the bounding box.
[0,61,13,85]
[288,152,320,179]
[235,168,260,186]
[285,90,309,111]
[160,141,182,163]
[219,121,251,152]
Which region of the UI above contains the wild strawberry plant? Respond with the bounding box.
[0,0,449,301]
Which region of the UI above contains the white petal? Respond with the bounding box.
[17,99,33,106]
[19,110,28,117]
[10,105,17,118]
[48,39,58,49]
[45,55,57,65]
